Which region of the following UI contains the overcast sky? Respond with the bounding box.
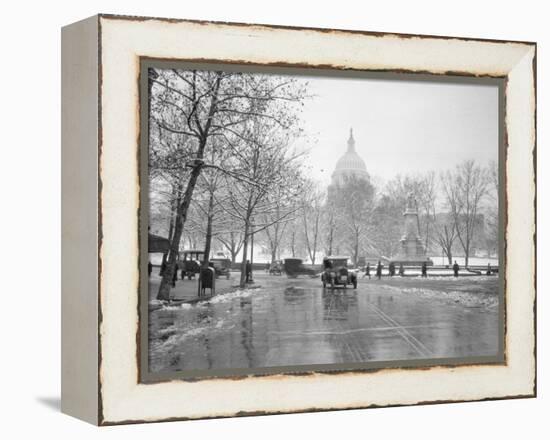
[295,75,499,186]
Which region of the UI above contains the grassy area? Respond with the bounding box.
[359,275,500,308]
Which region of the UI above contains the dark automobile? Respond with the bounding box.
[210,257,231,279]
[177,249,204,280]
[283,258,317,278]
[268,260,283,275]
[321,256,357,289]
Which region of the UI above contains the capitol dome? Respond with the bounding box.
[331,128,369,186]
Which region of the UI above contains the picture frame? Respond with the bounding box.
[61,14,536,425]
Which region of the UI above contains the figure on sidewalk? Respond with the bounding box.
[172,264,178,287]
[453,260,460,277]
[148,261,153,277]
[376,261,382,280]
[245,260,252,283]
[399,263,405,277]
[421,261,428,278]
[363,262,371,279]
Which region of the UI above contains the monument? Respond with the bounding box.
[391,193,432,266]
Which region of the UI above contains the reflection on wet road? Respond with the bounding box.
[149,274,499,373]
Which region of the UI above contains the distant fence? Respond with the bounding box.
[152,262,498,273]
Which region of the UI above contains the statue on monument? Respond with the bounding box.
[390,191,432,266]
[406,191,416,212]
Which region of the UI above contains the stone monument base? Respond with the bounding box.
[389,237,433,266]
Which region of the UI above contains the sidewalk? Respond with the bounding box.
[148,271,249,304]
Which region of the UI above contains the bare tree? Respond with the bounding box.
[322,193,340,256]
[441,160,489,267]
[433,213,458,265]
[484,160,499,257]
[149,68,308,299]
[220,120,306,287]
[331,175,376,267]
[301,184,324,265]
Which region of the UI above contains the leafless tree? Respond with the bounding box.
[331,175,376,266]
[441,160,490,267]
[218,119,306,287]
[433,213,459,265]
[301,184,324,265]
[149,68,308,299]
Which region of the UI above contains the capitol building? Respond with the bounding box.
[330,128,369,187]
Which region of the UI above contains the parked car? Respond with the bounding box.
[210,257,231,279]
[321,256,357,289]
[268,260,283,276]
[283,258,317,278]
[177,249,204,280]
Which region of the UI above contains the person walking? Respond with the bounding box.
[363,262,371,279]
[172,264,178,287]
[245,260,252,283]
[148,261,153,277]
[399,263,405,277]
[376,260,382,280]
[421,261,428,278]
[389,262,395,277]
[453,260,460,277]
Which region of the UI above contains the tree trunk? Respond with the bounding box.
[445,248,453,266]
[161,184,179,270]
[239,221,250,288]
[353,232,359,267]
[157,163,204,300]
[202,193,215,267]
[327,226,333,256]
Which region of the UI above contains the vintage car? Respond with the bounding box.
[210,257,231,279]
[283,258,317,278]
[268,260,283,275]
[177,249,204,280]
[321,256,357,289]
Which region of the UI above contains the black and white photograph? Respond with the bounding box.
[143,63,503,378]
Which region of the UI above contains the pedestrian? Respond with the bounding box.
[421,261,427,278]
[389,262,395,277]
[148,261,153,277]
[399,263,405,277]
[453,260,460,277]
[172,265,178,287]
[245,260,252,283]
[486,263,492,275]
[363,262,371,279]
[376,260,382,280]
[160,260,167,276]
[323,256,333,270]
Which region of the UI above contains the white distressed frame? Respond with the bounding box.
[90,15,536,424]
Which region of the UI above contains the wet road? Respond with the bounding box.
[149,274,499,373]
